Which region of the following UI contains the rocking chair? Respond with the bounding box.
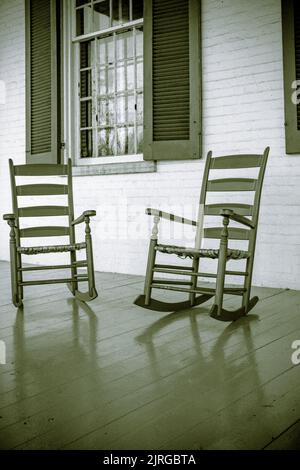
[135,147,269,321]
[3,159,98,308]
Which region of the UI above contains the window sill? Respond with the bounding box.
[72,160,156,176]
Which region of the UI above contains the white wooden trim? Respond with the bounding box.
[72,18,143,43]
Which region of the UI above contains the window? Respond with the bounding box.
[74,0,143,159]
[282,0,300,153]
[25,0,201,165]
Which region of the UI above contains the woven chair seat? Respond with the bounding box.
[17,242,87,255]
[156,244,250,260]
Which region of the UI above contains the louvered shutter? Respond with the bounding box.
[143,0,201,160]
[282,0,300,153]
[25,0,60,163]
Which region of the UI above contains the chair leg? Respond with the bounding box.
[8,223,22,308]
[70,251,78,295]
[242,256,258,313]
[144,238,157,306]
[17,251,23,301]
[189,257,199,306]
[211,217,229,317]
[85,220,97,299]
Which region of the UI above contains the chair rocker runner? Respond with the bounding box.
[3,159,98,308]
[135,148,269,321]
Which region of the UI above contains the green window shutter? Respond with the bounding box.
[143,0,201,161]
[282,0,300,154]
[25,0,61,164]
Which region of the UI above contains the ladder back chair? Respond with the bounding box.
[3,159,98,308]
[135,147,269,321]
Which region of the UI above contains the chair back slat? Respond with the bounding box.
[206,178,257,192]
[8,158,75,245]
[16,184,69,196]
[205,203,253,216]
[210,155,262,169]
[18,206,69,217]
[19,226,70,238]
[14,164,68,176]
[196,147,269,255]
[204,227,250,241]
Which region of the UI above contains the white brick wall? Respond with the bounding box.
[0,0,300,290]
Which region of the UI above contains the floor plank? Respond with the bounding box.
[0,261,299,450]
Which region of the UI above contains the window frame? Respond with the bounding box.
[68,0,145,165]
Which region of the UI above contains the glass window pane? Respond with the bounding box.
[112,0,130,26]
[98,36,114,66]
[76,5,93,36]
[136,58,143,89]
[116,63,125,92]
[127,60,134,89]
[80,130,93,157]
[116,94,135,124]
[127,94,135,123]
[127,126,135,154]
[98,129,115,156]
[76,0,90,6]
[98,98,114,125]
[98,66,114,94]
[116,95,125,124]
[93,0,110,31]
[117,127,126,155]
[98,67,114,95]
[136,27,143,57]
[132,0,143,20]
[80,100,92,128]
[137,92,143,124]
[80,70,92,97]
[116,31,134,61]
[80,42,91,69]
[137,125,143,153]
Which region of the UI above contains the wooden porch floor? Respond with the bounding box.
[0,260,300,450]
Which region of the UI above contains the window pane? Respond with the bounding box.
[116,31,134,61]
[98,98,114,125]
[80,130,93,157]
[112,0,130,26]
[127,126,135,154]
[80,70,92,97]
[137,124,143,153]
[132,0,143,20]
[116,63,125,92]
[80,100,92,127]
[76,5,93,36]
[136,26,143,57]
[98,66,114,94]
[136,57,143,89]
[98,129,115,156]
[76,0,90,6]
[80,42,91,68]
[137,92,143,123]
[98,35,114,65]
[93,0,110,31]
[117,127,126,154]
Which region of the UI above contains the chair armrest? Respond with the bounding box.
[3,213,16,221]
[220,209,255,229]
[3,213,17,226]
[146,208,197,226]
[72,210,96,226]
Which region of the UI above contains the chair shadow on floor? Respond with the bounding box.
[12,299,99,405]
[134,308,276,449]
